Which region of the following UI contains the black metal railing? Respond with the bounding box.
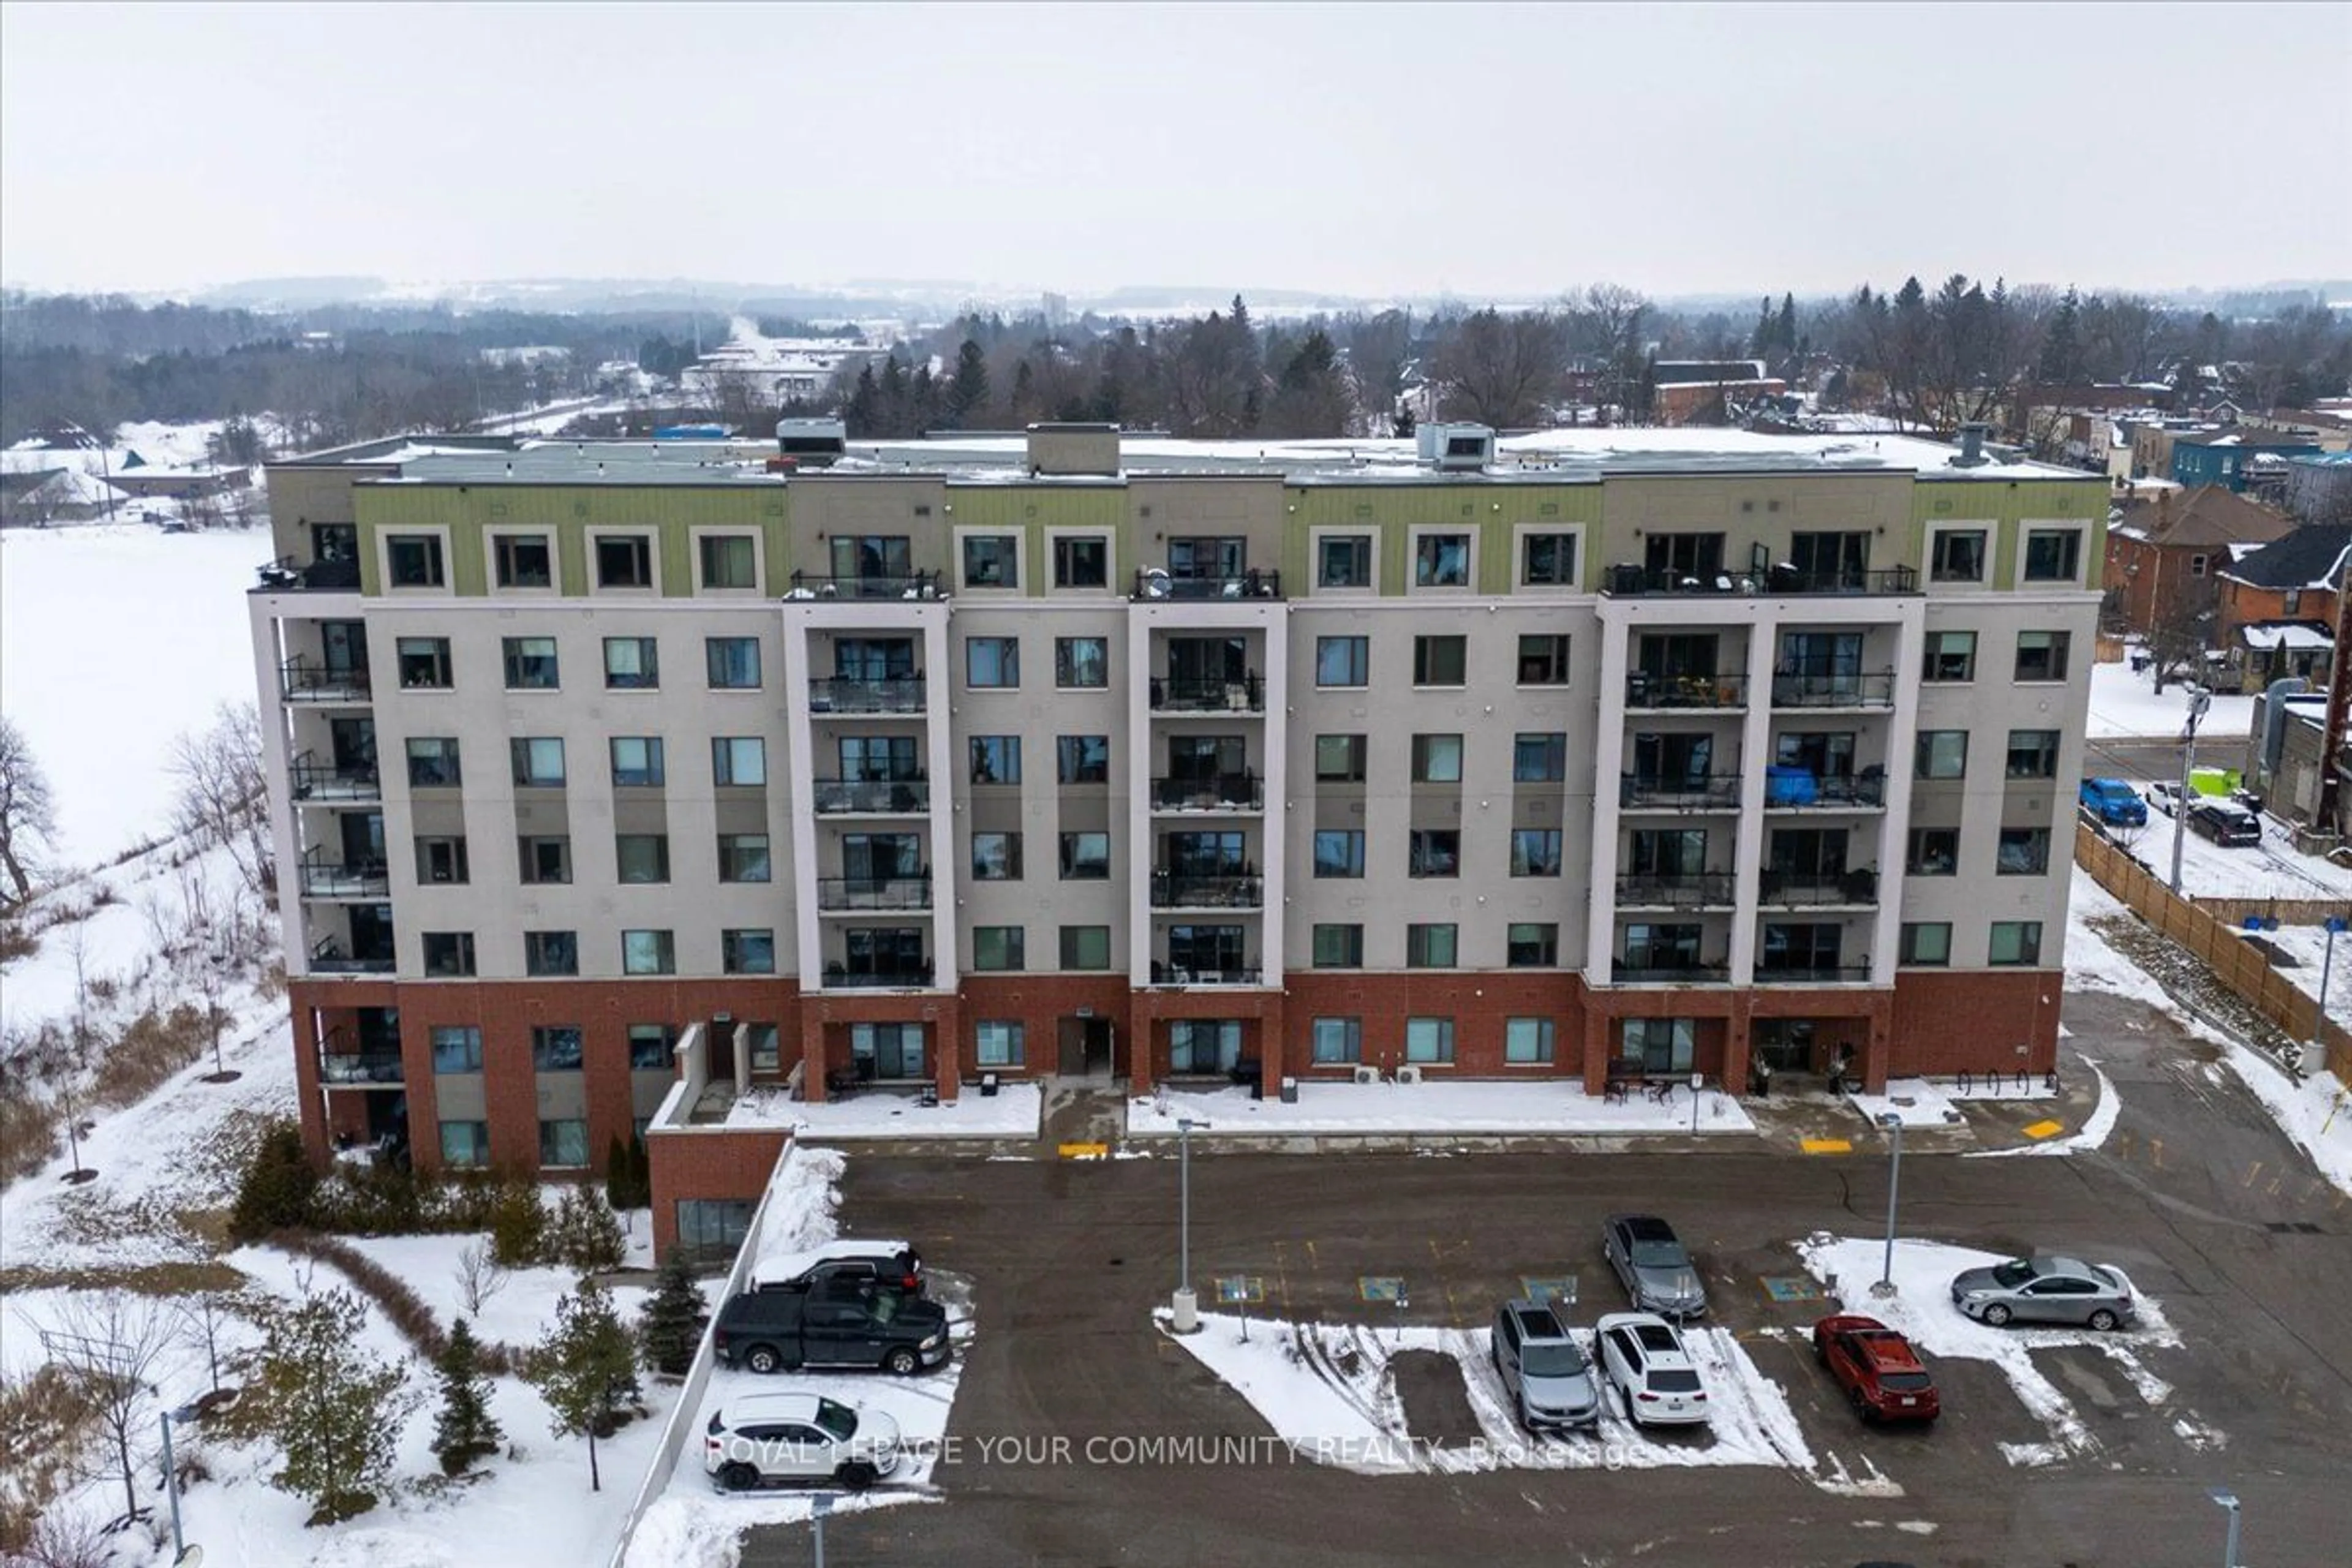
[1763,564,1920,595]
[309,937,394,975]
[1150,674,1265,712]
[812,778,930,813]
[807,677,926,714]
[1133,568,1283,601]
[815,875,933,911]
[1150,775,1264,810]
[1604,562,1920,597]
[1620,773,1743,808]
[1763,771,1888,807]
[290,752,380,802]
[1625,672,1747,709]
[1149,872,1264,908]
[1610,962,1732,984]
[318,1049,405,1084]
[821,963,935,990]
[1150,963,1264,986]
[1603,565,1744,596]
[280,657,372,703]
[257,555,361,590]
[786,570,947,600]
[1755,964,1874,984]
[299,848,390,899]
[1758,868,1880,905]
[1770,670,1899,708]
[1614,872,1738,907]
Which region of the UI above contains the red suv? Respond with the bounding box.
[1812,1314,1939,1423]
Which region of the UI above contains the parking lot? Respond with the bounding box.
[739,987,2352,1568]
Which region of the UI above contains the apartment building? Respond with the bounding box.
[252,422,2105,1224]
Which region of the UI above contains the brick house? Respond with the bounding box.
[2214,523,2352,692]
[2104,484,2293,640]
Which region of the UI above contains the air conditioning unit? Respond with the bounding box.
[1416,421,1495,472]
[1395,1065,1423,1085]
[1351,1065,1382,1085]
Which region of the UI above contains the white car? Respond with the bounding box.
[1594,1311,1710,1427]
[2146,781,2184,817]
[704,1390,902,1492]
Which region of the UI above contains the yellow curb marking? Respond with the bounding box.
[2021,1119,2067,1140]
[1057,1140,1109,1160]
[2243,1160,2265,1187]
[1801,1137,1853,1155]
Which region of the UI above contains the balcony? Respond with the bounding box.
[1133,568,1283,601]
[1609,962,1732,985]
[1150,774,1264,812]
[1614,872,1737,908]
[1604,563,1920,596]
[299,850,390,900]
[1764,768,1887,809]
[785,570,948,600]
[1770,671,1898,709]
[257,554,362,591]
[808,677,926,714]
[812,778,930,814]
[1620,773,1743,809]
[1624,672,1747,710]
[1149,872,1264,909]
[309,937,394,976]
[1763,564,1918,595]
[280,657,372,704]
[1758,868,1880,907]
[815,875,933,911]
[318,1049,405,1085]
[291,752,380,803]
[1755,964,1874,984]
[821,963,935,990]
[1151,675,1265,714]
[1149,963,1264,986]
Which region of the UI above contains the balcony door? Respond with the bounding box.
[330,717,375,772]
[842,833,922,882]
[840,736,920,783]
[338,812,385,870]
[1169,735,1246,783]
[831,535,910,589]
[1789,532,1869,586]
[322,620,369,677]
[1635,633,1719,683]
[1168,636,1247,685]
[1630,731,1714,785]
[1768,827,1847,879]
[1167,538,1243,584]
[846,929,925,979]
[851,1022,925,1079]
[1774,731,1856,779]
[1628,829,1707,876]
[834,638,915,680]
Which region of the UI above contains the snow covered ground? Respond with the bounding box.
[2098,802,2352,900]
[2219,1052,2352,1198]
[1842,1074,2058,1131]
[725,1082,1041,1139]
[1127,1079,1756,1137]
[2085,657,2254,741]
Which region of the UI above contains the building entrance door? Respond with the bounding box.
[1754,1019,1818,1074]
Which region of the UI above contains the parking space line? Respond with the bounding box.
[2150,1137,2166,1169]
[1272,1240,1293,1315]
[2243,1159,2264,1186]
[1800,1137,1852,1155]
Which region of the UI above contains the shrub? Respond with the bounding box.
[91,1003,208,1109]
[228,1120,317,1240]
[0,1094,59,1187]
[638,1250,709,1377]
[548,1185,625,1275]
[486,1180,548,1269]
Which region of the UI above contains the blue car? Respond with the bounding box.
[2078,778,2147,826]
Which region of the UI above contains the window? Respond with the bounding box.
[406,737,461,787]
[495,533,552,588]
[510,737,565,786]
[616,834,670,884]
[422,932,476,976]
[539,1119,589,1169]
[396,637,452,689]
[1059,832,1110,879]
[1514,733,1567,782]
[1054,536,1107,589]
[387,534,444,587]
[1415,534,1470,587]
[722,929,776,974]
[1311,1018,1362,1064]
[1916,730,1969,779]
[622,929,676,975]
[1997,827,2051,875]
[440,1121,489,1167]
[416,836,469,885]
[1522,533,1577,586]
[611,736,665,787]
[976,1020,1025,1066]
[962,535,1018,588]
[971,831,1022,880]
[1517,635,1572,686]
[1054,637,1108,689]
[705,637,761,690]
[1313,829,1365,877]
[1507,923,1558,967]
[2285,589,2303,616]
[431,1027,482,1073]
[604,636,658,689]
[2005,729,2060,778]
[1406,923,1458,967]
[699,533,757,589]
[524,931,578,977]
[1989,921,2043,965]
[972,927,1025,972]
[970,736,1022,784]
[1057,735,1110,783]
[1899,922,1952,967]
[1414,635,1468,685]
[1169,1019,1243,1074]
[595,535,652,588]
[1932,529,1986,582]
[1316,636,1370,687]
[1906,827,1959,875]
[1319,536,1370,587]
[1409,829,1460,878]
[1311,924,1363,968]
[1315,734,1367,782]
[1622,1018,1696,1073]
[519,835,571,885]
[2188,553,2209,578]
[1405,1017,1455,1063]
[1060,925,1112,970]
[712,737,766,786]
[1511,829,1564,876]
[628,1024,676,1070]
[2015,631,2071,682]
[1411,734,1463,783]
[718,833,771,883]
[1924,630,1977,682]
[531,1025,583,1071]
[2023,529,2081,582]
[1505,1019,1556,1065]
[967,636,1020,688]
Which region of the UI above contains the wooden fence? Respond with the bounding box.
[2075,821,2352,1082]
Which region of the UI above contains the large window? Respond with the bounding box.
[963,535,1018,588]
[531,1025,584,1071]
[595,535,652,588]
[1057,735,1110,784]
[1415,533,1470,587]
[1319,536,1370,587]
[700,533,758,589]
[1924,630,1977,682]
[1312,924,1363,968]
[722,929,776,974]
[539,1119,590,1169]
[1414,635,1467,686]
[524,931,578,977]
[1916,730,1969,779]
[1505,1019,1556,1065]
[1622,1018,1695,1073]
[1931,530,1986,583]
[1405,923,1458,967]
[1055,637,1109,688]
[971,927,1025,972]
[976,1020,1025,1066]
[406,737,462,787]
[1311,1018,1362,1064]
[440,1121,489,1167]
[1997,826,2051,875]
[611,736,665,787]
[1899,922,1952,967]
[622,929,676,975]
[1054,536,1107,588]
[970,736,1022,784]
[718,833,771,883]
[1989,921,2043,965]
[503,636,560,690]
[604,636,658,689]
[2015,631,2071,682]
[1517,635,1571,686]
[1404,1017,1455,1063]
[1507,923,1558,967]
[971,831,1022,880]
[510,737,565,787]
[396,637,452,690]
[706,638,761,690]
[2005,729,2060,779]
[422,932,475,977]
[1408,829,1460,878]
[1059,832,1110,879]
[387,534,444,588]
[1907,827,1959,875]
[2022,529,2081,582]
[628,1024,677,1070]
[712,736,767,786]
[1513,733,1568,783]
[616,834,669,883]
[1313,829,1365,877]
[1060,926,1112,970]
[967,637,1020,688]
[1411,734,1463,783]
[1522,533,1577,586]
[1316,636,1370,687]
[674,1197,753,1259]
[431,1027,482,1073]
[494,533,551,589]
[1511,829,1564,876]
[519,835,571,885]
[1169,1020,1242,1075]
[1314,734,1366,782]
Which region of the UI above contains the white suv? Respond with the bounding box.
[1594,1311,1710,1428]
[704,1391,903,1492]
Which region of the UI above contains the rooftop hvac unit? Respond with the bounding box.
[1352,1065,1382,1085]
[1394,1065,1423,1085]
[1416,421,1495,472]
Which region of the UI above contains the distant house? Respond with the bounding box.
[2213,522,2352,692]
[2170,429,2324,493]
[102,464,251,500]
[1651,360,1786,426]
[2104,484,2293,639]
[0,467,88,526]
[2283,451,2352,524]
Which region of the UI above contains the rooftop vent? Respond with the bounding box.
[777,417,848,467]
[1417,422,1494,472]
[1954,421,1992,469]
[1027,422,1121,477]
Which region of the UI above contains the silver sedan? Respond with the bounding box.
[1948,1255,2137,1330]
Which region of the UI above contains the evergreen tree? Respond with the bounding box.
[487,1178,548,1268]
[229,1120,317,1240]
[549,1185,627,1275]
[945,340,990,427]
[603,1136,631,1212]
[1777,292,1799,356]
[1009,358,1036,421]
[1749,295,1775,358]
[430,1317,504,1476]
[526,1279,641,1492]
[843,362,880,435]
[2037,286,2084,385]
[638,1250,709,1377]
[252,1285,417,1524]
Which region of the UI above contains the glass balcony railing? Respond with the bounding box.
[1613,872,1736,907]
[808,677,925,714]
[815,876,933,911]
[1624,672,1747,709]
[1150,675,1265,712]
[820,963,935,990]
[1620,773,1743,809]
[786,570,947,600]
[1133,568,1283,601]
[1755,964,1874,984]
[812,778,930,813]
[1770,671,1898,709]
[1609,962,1731,984]
[1148,872,1264,909]
[1149,775,1264,811]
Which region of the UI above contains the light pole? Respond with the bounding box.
[1872,1112,1904,1298]
[811,1492,831,1568]
[1689,1071,1703,1136]
[2209,1486,2241,1568]
[2313,915,2346,1070]
[1170,1117,1208,1333]
[2170,684,2212,895]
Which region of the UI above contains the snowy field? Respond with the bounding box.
[2098,803,2352,901]
[726,1081,1041,1139]
[1128,1079,1756,1137]
[2084,657,2253,741]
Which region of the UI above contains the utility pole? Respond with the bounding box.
[2316,554,2352,837]
[2171,685,2212,895]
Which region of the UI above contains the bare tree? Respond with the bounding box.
[178,1292,239,1396]
[2144,585,2220,696]
[455,1241,511,1316]
[1432,309,1569,428]
[45,1291,178,1526]
[0,716,59,905]
[168,703,272,896]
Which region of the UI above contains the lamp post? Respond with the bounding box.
[1872,1112,1904,1298]
[811,1492,831,1568]
[2208,1486,2241,1568]
[1170,1117,1208,1333]
[2314,916,2347,1069]
[2171,684,2212,895]
[1689,1071,1703,1136]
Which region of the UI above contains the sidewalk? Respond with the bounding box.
[1125,1078,1758,1141]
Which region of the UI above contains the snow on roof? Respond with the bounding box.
[2238,623,2334,652]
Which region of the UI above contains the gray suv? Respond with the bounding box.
[1490,1300,1601,1432]
[1602,1213,1708,1319]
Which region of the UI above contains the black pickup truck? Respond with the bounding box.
[714,1283,952,1376]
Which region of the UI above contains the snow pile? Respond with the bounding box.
[1842,1078,1969,1128]
[1967,1060,2122,1158]
[1128,1080,1757,1137]
[726,1081,1042,1139]
[2219,1052,2352,1198]
[2086,660,2255,741]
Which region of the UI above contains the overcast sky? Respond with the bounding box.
[3,1,2346,301]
